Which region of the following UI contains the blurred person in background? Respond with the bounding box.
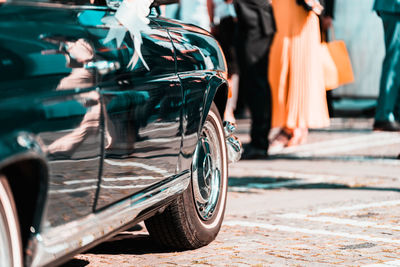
[320,0,335,117]
[161,2,180,19]
[208,0,239,123]
[320,0,334,33]
[234,0,276,159]
[268,0,330,152]
[180,0,211,31]
[162,0,210,31]
[372,0,400,131]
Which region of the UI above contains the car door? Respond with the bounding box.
[0,2,112,228]
[154,18,227,168]
[95,8,183,209]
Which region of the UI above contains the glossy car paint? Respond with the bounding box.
[95,16,182,210]
[0,4,105,229]
[153,17,228,172]
[0,1,228,266]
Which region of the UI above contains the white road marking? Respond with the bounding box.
[296,135,400,156]
[314,199,400,214]
[224,220,400,245]
[274,134,369,154]
[228,170,354,191]
[236,180,311,189]
[363,260,400,267]
[278,132,400,155]
[279,214,400,231]
[229,169,345,181]
[105,159,170,176]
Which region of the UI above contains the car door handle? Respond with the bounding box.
[84,60,121,75]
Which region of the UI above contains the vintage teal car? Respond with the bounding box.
[0,0,241,266]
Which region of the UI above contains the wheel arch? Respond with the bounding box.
[203,74,228,126]
[177,73,228,180]
[0,153,48,254]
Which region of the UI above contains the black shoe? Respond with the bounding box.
[373,121,400,131]
[241,144,268,160]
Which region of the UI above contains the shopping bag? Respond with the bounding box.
[321,40,354,90]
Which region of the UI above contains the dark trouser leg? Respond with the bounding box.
[375,12,400,122]
[234,1,274,151]
[244,50,272,151]
[326,90,335,117]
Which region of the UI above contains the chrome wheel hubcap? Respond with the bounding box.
[192,120,222,221]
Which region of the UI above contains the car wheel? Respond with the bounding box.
[0,175,23,267]
[145,102,228,249]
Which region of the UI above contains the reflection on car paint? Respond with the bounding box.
[96,20,182,210]
[0,2,234,266]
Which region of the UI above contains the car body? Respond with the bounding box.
[0,0,241,266]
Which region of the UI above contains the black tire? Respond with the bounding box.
[0,175,23,267]
[145,102,228,250]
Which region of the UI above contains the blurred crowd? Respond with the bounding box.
[162,0,400,159]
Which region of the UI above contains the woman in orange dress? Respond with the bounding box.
[269,0,330,150]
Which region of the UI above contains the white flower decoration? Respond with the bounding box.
[102,0,154,70]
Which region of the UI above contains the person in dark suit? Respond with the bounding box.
[323,0,334,18]
[234,0,276,159]
[320,0,335,41]
[320,0,335,117]
[373,0,400,131]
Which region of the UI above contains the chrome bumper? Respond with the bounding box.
[224,121,242,163]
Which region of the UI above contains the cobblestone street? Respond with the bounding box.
[65,118,400,266]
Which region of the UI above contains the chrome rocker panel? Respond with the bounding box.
[29,173,191,267]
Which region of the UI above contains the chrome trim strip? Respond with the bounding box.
[29,173,191,267]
